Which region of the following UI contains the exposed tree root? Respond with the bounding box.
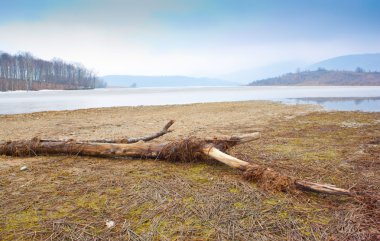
[243,164,293,192]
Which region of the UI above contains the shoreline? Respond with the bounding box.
[0,99,322,116]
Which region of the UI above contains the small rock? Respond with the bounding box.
[106,220,115,228]
[20,166,28,171]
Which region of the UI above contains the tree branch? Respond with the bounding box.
[41,120,175,144]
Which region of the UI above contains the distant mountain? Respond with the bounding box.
[248,69,380,86]
[309,53,380,72]
[219,61,305,84]
[102,53,380,87]
[102,75,238,88]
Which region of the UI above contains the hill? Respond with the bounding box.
[219,61,304,84]
[221,53,380,84]
[309,53,380,72]
[102,75,238,88]
[249,69,380,86]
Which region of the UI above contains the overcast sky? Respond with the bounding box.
[0,0,379,77]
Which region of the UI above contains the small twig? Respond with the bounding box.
[40,120,175,144]
[126,120,175,143]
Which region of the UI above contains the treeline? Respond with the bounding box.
[0,51,106,91]
[249,68,380,86]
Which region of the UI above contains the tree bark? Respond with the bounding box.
[0,138,165,158]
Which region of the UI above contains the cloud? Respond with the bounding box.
[0,0,379,77]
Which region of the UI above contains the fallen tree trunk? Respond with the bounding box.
[0,134,350,196]
[0,133,260,159]
[0,138,165,158]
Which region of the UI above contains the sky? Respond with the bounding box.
[0,0,379,78]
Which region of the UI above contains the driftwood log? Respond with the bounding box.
[0,121,350,196]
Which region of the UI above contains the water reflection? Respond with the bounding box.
[286,97,380,112]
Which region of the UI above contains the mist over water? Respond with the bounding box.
[1,86,379,114]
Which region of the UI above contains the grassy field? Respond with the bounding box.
[0,102,379,240]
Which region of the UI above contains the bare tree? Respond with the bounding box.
[0,51,106,91]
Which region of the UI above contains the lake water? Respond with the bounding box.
[0,86,379,114]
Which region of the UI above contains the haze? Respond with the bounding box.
[1,0,379,79]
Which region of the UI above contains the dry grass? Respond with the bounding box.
[233,111,380,240]
[0,102,379,240]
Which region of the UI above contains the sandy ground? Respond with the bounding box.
[0,101,379,240]
[0,101,316,141]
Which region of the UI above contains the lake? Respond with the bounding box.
[0,86,379,114]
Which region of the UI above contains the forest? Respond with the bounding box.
[0,51,106,91]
